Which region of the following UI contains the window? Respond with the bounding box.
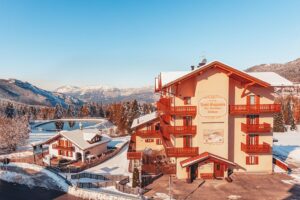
[156,139,162,145]
[249,95,255,105]
[145,139,154,143]
[247,115,259,124]
[247,134,259,145]
[184,97,191,105]
[183,135,192,147]
[246,156,259,165]
[184,116,192,126]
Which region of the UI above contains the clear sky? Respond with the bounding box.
[0,0,300,90]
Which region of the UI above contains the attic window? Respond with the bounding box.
[184,97,191,105]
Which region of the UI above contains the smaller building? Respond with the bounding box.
[43,129,111,163]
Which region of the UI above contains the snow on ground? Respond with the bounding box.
[0,162,137,200]
[85,143,131,177]
[0,151,33,159]
[273,126,300,185]
[154,193,175,200]
[0,170,36,188]
[273,127,300,164]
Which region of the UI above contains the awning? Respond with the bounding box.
[180,152,236,168]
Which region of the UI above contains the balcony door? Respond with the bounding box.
[247,134,259,145]
[247,95,260,105]
[183,135,192,147]
[247,115,259,125]
[183,116,192,126]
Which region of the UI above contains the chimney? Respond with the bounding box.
[198,58,207,68]
[191,65,195,71]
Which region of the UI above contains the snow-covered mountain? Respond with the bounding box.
[54,85,157,103]
[0,79,83,107]
[246,58,300,82]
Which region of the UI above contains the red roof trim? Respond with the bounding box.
[180,152,236,167]
[162,61,270,89]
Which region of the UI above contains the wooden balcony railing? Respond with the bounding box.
[158,102,197,116]
[52,144,74,151]
[135,130,161,138]
[241,142,271,153]
[229,104,281,115]
[241,123,271,133]
[166,147,199,157]
[166,125,197,136]
[127,151,142,160]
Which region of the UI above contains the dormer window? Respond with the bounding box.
[184,97,191,105]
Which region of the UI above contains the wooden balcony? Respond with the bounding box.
[135,130,161,138]
[158,102,197,116]
[229,104,281,114]
[127,151,142,160]
[241,123,271,133]
[52,144,74,151]
[166,125,197,136]
[241,142,271,154]
[166,147,199,157]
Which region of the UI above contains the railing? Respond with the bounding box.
[241,142,271,153]
[52,144,74,151]
[241,123,271,133]
[127,151,142,160]
[135,130,161,138]
[165,147,199,157]
[166,125,197,136]
[158,103,197,116]
[229,104,281,114]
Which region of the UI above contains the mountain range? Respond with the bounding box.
[246,58,300,83]
[54,85,157,104]
[0,79,83,108]
[0,57,299,107]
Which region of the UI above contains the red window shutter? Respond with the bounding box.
[255,135,259,145]
[183,136,187,147]
[246,116,250,124]
[255,156,259,164]
[246,135,250,145]
[246,96,250,105]
[255,116,259,124]
[246,156,250,165]
[255,95,260,105]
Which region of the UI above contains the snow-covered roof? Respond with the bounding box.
[158,61,293,88]
[131,112,158,129]
[60,129,111,150]
[161,71,189,86]
[246,72,294,87]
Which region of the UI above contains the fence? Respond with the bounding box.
[59,141,129,173]
[71,172,142,195]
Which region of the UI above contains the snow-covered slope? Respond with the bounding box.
[0,79,83,107]
[55,85,156,103]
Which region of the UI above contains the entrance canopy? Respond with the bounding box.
[180,152,236,168]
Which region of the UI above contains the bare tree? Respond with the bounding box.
[0,116,30,153]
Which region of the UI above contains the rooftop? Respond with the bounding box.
[131,112,158,129]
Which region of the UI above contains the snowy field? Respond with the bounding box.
[273,125,300,185]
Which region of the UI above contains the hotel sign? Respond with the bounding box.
[199,95,227,118]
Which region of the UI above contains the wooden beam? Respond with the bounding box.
[241,82,255,98]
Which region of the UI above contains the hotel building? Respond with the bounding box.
[128,61,291,182]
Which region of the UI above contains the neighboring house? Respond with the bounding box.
[128,60,292,182]
[43,129,111,162]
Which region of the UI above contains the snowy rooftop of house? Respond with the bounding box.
[131,112,158,129]
[246,72,293,87]
[159,62,293,87]
[60,129,111,150]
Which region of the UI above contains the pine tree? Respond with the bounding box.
[5,103,15,118]
[132,167,140,188]
[287,100,297,131]
[273,111,286,132]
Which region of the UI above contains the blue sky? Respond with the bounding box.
[0,0,300,90]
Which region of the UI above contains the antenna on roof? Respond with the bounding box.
[198,54,207,68]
